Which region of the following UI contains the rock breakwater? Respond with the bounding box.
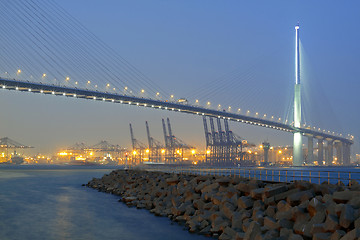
[87,169,360,240]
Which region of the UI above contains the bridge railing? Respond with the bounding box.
[136,166,360,186]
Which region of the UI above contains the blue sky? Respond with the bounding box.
[0,0,359,156]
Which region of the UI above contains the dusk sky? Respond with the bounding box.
[0,0,359,156]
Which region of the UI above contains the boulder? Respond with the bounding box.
[288,234,304,240]
[330,230,346,240]
[236,182,251,194]
[262,229,279,239]
[166,176,180,186]
[238,196,254,209]
[216,177,232,187]
[333,191,353,203]
[264,216,279,230]
[201,182,220,194]
[123,196,137,203]
[274,188,300,202]
[313,233,332,240]
[232,212,243,230]
[293,218,307,235]
[235,231,246,240]
[354,217,360,229]
[221,202,235,220]
[348,197,360,209]
[308,197,326,217]
[324,214,340,232]
[277,218,294,229]
[278,200,292,212]
[339,228,360,240]
[193,199,205,210]
[250,188,265,200]
[243,221,261,240]
[287,190,314,206]
[310,223,325,235]
[265,206,277,218]
[339,204,354,228]
[263,185,288,198]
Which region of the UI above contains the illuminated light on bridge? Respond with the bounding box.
[40,90,44,93]
[17,69,21,74]
[63,93,66,96]
[93,97,96,100]
[66,77,70,81]
[28,89,31,92]
[42,73,46,77]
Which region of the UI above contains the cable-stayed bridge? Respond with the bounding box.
[0,0,354,166]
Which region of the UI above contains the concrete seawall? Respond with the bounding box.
[87,169,360,240]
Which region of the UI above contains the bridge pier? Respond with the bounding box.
[317,139,324,165]
[335,142,343,164]
[342,142,351,165]
[326,140,334,165]
[307,136,314,164]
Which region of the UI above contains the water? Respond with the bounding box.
[0,165,208,240]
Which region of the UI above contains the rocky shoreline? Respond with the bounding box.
[86,169,360,240]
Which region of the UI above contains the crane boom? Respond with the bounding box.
[162,118,168,148]
[167,118,174,147]
[145,121,152,149]
[129,123,136,150]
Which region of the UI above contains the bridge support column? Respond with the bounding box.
[326,140,334,165]
[293,132,303,166]
[342,142,351,165]
[318,139,324,165]
[307,136,314,164]
[335,142,343,164]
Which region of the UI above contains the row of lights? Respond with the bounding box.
[4,83,353,140]
[5,71,355,140]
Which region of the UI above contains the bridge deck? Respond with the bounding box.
[0,78,353,145]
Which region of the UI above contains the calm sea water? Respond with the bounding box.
[0,165,208,240]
